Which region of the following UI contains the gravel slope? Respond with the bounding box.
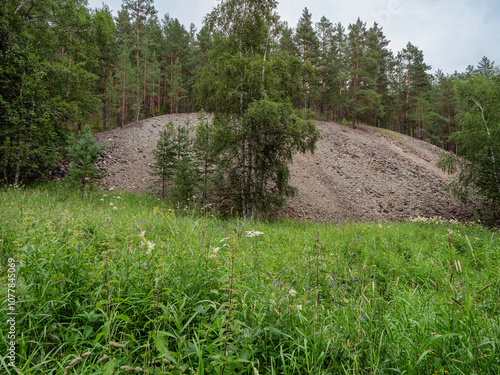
[94,113,473,222]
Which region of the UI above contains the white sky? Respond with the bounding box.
[87,0,500,75]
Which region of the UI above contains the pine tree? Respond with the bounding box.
[149,121,176,198]
[142,15,163,118]
[278,22,298,56]
[104,72,119,131]
[476,56,498,77]
[366,23,392,127]
[315,16,335,118]
[397,42,431,135]
[121,0,157,122]
[332,22,348,122]
[162,16,191,113]
[193,111,216,204]
[346,18,370,128]
[171,121,198,205]
[294,8,319,109]
[429,70,457,149]
[91,5,117,131]
[66,125,106,199]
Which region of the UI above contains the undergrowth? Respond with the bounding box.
[0,183,499,374]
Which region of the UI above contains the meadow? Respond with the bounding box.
[1,183,499,374]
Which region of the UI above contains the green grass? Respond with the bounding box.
[1,183,499,374]
[376,127,406,143]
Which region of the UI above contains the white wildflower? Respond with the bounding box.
[139,230,146,241]
[113,206,118,210]
[146,241,155,254]
[109,186,115,191]
[220,237,230,243]
[289,289,297,297]
[209,247,220,259]
[297,304,302,311]
[99,198,104,201]
[245,231,264,237]
[109,202,114,206]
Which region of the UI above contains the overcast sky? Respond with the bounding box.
[87,0,500,75]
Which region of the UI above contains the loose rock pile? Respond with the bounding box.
[93,114,474,223]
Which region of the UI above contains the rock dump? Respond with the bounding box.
[94,113,474,223]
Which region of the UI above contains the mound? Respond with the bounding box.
[94,113,473,222]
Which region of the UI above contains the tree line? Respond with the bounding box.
[1,0,498,220]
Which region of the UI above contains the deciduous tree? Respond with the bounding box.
[438,65,500,222]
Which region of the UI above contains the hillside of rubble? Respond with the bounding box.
[93,113,474,222]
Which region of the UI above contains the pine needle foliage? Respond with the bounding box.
[149,121,176,198]
[66,125,106,199]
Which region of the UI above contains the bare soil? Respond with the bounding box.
[94,113,474,223]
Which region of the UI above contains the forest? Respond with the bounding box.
[1,0,499,218]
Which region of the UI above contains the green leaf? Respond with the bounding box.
[103,358,116,375]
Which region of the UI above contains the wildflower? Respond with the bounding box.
[289,289,297,297]
[146,241,155,254]
[113,206,118,210]
[245,230,264,237]
[276,281,280,286]
[306,285,310,289]
[109,202,114,206]
[100,198,104,201]
[297,304,302,311]
[332,283,336,287]
[209,247,220,259]
[220,237,230,243]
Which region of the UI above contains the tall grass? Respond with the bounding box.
[1,183,499,374]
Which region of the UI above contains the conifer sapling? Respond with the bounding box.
[66,125,106,199]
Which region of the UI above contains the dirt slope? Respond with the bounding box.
[94,113,473,222]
